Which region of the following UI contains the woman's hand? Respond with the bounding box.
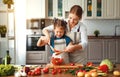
[64,45,75,52]
[64,44,82,52]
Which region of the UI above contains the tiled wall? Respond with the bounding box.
[83,19,120,36]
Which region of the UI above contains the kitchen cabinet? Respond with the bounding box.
[87,38,119,63]
[63,0,84,12]
[26,0,46,19]
[84,0,120,19]
[117,39,120,63]
[26,51,47,64]
[87,39,104,63]
[63,0,84,18]
[0,4,15,64]
[47,0,63,18]
[103,39,117,63]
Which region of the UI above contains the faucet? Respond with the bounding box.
[115,25,120,36]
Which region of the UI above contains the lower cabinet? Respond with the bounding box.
[87,38,119,63]
[117,39,120,63]
[103,39,117,63]
[26,51,47,64]
[87,39,104,63]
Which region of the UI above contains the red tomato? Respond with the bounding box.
[98,64,109,73]
[52,69,57,75]
[70,63,75,66]
[86,62,93,66]
[51,57,63,65]
[28,71,32,75]
[31,72,35,76]
[42,67,49,73]
[57,69,62,73]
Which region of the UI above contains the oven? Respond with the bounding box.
[26,34,50,64]
[26,34,45,51]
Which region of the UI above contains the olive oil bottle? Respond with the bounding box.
[2,50,12,65]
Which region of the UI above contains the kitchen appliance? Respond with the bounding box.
[26,34,50,64]
[26,34,45,51]
[26,19,52,29]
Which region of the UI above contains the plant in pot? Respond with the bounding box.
[0,25,7,37]
[94,30,100,37]
[2,0,14,9]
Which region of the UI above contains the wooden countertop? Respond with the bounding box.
[88,36,120,39]
[7,64,120,77]
[6,73,115,77]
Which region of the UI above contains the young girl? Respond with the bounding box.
[37,18,72,64]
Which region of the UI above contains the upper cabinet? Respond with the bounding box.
[47,0,63,18]
[84,0,120,19]
[63,0,84,11]
[63,0,84,18]
[47,0,84,19]
[26,0,46,19]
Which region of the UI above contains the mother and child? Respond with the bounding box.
[37,5,88,64]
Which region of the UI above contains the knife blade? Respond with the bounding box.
[47,43,64,55]
[47,43,54,52]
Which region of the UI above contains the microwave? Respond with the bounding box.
[26,19,52,29]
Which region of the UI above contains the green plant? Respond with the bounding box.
[0,25,7,34]
[2,0,14,5]
[2,0,14,8]
[94,30,100,36]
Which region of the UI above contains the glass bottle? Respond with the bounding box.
[2,50,12,65]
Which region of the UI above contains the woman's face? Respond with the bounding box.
[54,26,65,38]
[68,13,80,28]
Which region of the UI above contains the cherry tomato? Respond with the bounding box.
[52,69,57,75]
[57,68,62,73]
[70,63,75,66]
[28,71,32,75]
[42,67,49,73]
[86,62,93,66]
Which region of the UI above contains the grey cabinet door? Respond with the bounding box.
[103,39,117,63]
[87,38,119,63]
[87,39,104,63]
[116,39,120,63]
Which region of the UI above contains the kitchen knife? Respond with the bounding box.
[47,43,54,52]
[47,43,64,55]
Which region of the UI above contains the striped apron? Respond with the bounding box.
[66,28,87,64]
[52,38,69,64]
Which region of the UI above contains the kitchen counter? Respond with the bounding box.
[5,73,117,77]
[6,64,120,77]
[88,36,120,39]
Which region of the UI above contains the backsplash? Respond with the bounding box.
[26,19,120,36]
[83,19,120,36]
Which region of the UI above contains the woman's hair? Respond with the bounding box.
[70,5,83,19]
[53,18,67,30]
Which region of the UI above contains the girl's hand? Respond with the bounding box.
[37,36,50,46]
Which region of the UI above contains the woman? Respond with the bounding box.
[41,5,88,64]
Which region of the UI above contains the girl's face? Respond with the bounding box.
[68,13,80,28]
[54,26,65,38]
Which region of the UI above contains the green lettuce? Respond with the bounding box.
[100,59,114,72]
